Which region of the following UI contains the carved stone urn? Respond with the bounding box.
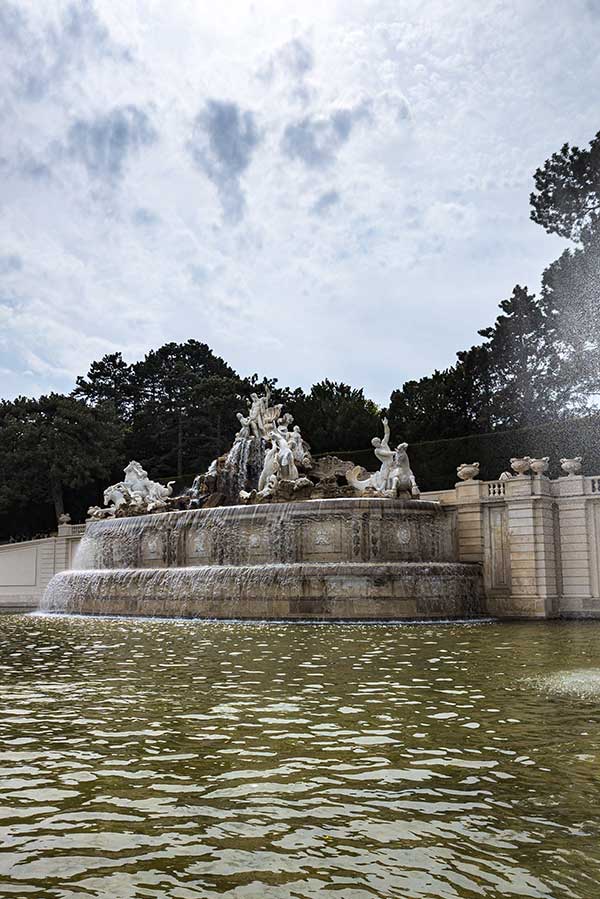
[510,456,531,477]
[457,462,480,481]
[560,456,583,477]
[530,457,550,477]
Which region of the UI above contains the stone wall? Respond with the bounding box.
[0,524,83,612]
[422,474,600,618]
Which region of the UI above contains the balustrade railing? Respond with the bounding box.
[487,481,505,497]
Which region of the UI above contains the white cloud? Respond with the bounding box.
[0,0,598,405]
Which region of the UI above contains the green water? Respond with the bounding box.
[1,615,600,899]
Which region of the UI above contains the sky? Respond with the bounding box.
[1,0,599,405]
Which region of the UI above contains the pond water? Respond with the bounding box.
[1,614,600,899]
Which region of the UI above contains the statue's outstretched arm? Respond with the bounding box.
[382,418,390,448]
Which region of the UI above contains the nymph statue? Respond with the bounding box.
[235,412,252,440]
[272,430,299,481]
[289,425,308,465]
[258,437,280,491]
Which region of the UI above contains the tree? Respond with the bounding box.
[0,394,123,523]
[476,285,571,428]
[75,340,251,477]
[73,352,137,419]
[530,128,600,407]
[540,229,600,400]
[389,371,457,443]
[289,380,381,454]
[531,130,600,241]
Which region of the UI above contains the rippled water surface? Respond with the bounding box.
[1,616,600,898]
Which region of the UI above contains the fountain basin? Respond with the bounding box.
[70,498,461,569]
[42,499,483,620]
[42,561,482,619]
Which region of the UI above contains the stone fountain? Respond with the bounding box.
[42,389,483,620]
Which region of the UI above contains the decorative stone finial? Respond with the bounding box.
[530,457,550,477]
[560,456,583,477]
[510,457,531,477]
[457,462,480,481]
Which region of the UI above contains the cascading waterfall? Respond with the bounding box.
[217,437,266,504]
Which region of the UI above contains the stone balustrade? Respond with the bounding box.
[420,472,600,618]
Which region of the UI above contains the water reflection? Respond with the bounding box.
[1,616,600,897]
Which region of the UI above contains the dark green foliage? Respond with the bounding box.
[74,352,137,418]
[476,285,573,428]
[530,130,600,240]
[76,340,251,477]
[541,229,600,399]
[389,285,572,440]
[530,128,600,407]
[286,380,381,454]
[0,394,122,524]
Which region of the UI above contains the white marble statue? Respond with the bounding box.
[289,424,304,463]
[95,461,175,518]
[346,418,394,492]
[273,430,299,481]
[346,419,419,497]
[235,412,252,440]
[248,393,265,440]
[248,387,283,441]
[390,442,420,497]
[258,438,280,491]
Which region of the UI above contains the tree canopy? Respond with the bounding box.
[530,130,600,241]
[0,394,122,523]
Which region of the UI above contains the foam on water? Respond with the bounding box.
[527,668,600,701]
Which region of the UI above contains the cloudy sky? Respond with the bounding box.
[1,0,599,404]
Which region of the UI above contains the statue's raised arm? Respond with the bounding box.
[381,417,391,450]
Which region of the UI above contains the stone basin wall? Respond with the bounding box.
[78,499,458,571]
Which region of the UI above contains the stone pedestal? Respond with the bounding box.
[502,476,559,618]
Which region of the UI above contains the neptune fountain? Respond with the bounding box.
[42,388,482,619]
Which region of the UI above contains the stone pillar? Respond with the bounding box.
[455,480,485,563]
[555,475,594,617]
[503,476,558,618]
